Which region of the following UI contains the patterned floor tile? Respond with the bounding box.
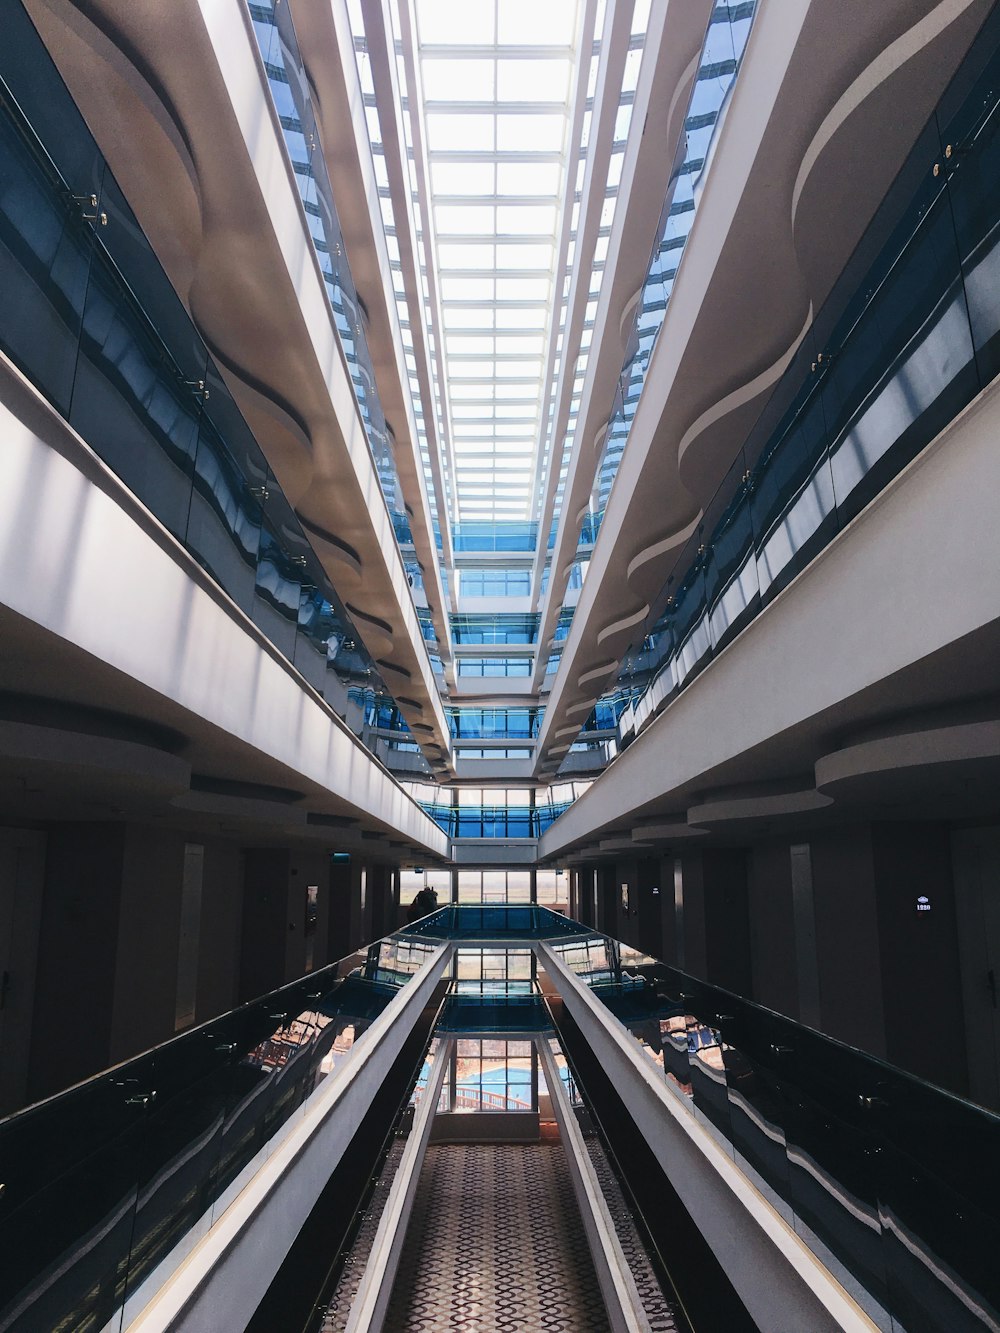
[383,1142,611,1331]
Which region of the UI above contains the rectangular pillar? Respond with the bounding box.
[748,841,799,1017]
[328,854,364,958]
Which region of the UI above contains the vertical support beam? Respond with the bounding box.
[748,842,798,1017]
[790,843,821,1030]
[239,848,293,1002]
[329,854,364,957]
[28,823,125,1100]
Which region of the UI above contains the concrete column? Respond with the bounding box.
[196,840,243,1021]
[28,822,202,1099]
[0,828,45,1115]
[748,841,799,1018]
[367,863,393,942]
[239,848,294,1003]
[27,823,127,1101]
[675,849,751,992]
[951,824,1000,1110]
[613,857,639,946]
[809,826,885,1054]
[657,854,678,966]
[871,821,966,1095]
[110,825,188,1063]
[328,854,364,958]
[677,850,707,981]
[636,856,663,958]
[596,864,617,936]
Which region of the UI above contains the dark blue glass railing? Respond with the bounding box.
[450,613,540,645]
[0,2,414,759]
[549,4,757,630]
[439,981,549,1032]
[247,0,415,557]
[452,521,539,552]
[403,905,585,939]
[614,9,1000,741]
[446,706,544,740]
[0,932,440,1333]
[548,933,1000,1333]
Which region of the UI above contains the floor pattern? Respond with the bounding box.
[320,1137,408,1331]
[383,1142,610,1331]
[580,1121,682,1331]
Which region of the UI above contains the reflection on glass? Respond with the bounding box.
[548,928,1000,1333]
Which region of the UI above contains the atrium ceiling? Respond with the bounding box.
[353,0,652,526]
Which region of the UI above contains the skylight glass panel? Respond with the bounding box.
[421,59,494,100]
[432,161,496,195]
[436,205,497,234]
[496,0,575,44]
[418,1,495,44]
[496,277,550,301]
[496,115,565,153]
[438,242,496,269]
[446,307,497,329]
[426,114,495,153]
[497,60,571,101]
[441,275,495,301]
[496,244,552,270]
[496,161,561,196]
[413,0,581,520]
[496,307,547,328]
[497,205,558,234]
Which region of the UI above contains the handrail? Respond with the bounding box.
[542,933,1000,1333]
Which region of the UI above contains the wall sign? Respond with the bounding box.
[917,895,931,913]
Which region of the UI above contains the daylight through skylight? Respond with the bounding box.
[412,0,580,521]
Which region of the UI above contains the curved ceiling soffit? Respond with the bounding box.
[675,303,814,481]
[815,720,1000,794]
[26,0,205,285]
[31,1,327,513]
[295,512,364,580]
[616,285,643,344]
[790,0,981,233]
[596,602,651,648]
[624,509,702,589]
[578,660,619,689]
[198,329,318,502]
[566,696,599,719]
[555,724,583,739]
[672,2,974,515]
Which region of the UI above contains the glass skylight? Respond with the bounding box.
[412,0,580,521]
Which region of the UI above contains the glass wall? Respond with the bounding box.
[456,870,532,903]
[457,657,533,677]
[459,568,532,597]
[448,707,543,739]
[451,1039,536,1112]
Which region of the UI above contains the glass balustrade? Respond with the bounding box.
[607,8,1000,744]
[547,932,1000,1333]
[0,2,416,764]
[0,932,440,1333]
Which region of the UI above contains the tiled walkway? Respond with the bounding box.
[383,1142,610,1331]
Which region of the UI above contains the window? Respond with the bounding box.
[456,873,532,904]
[448,707,542,739]
[453,1038,536,1112]
[460,568,532,597]
[456,747,532,759]
[457,657,532,677]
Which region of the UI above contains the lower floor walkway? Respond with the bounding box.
[383,1142,609,1331]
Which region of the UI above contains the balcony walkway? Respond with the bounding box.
[383,1142,608,1332]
